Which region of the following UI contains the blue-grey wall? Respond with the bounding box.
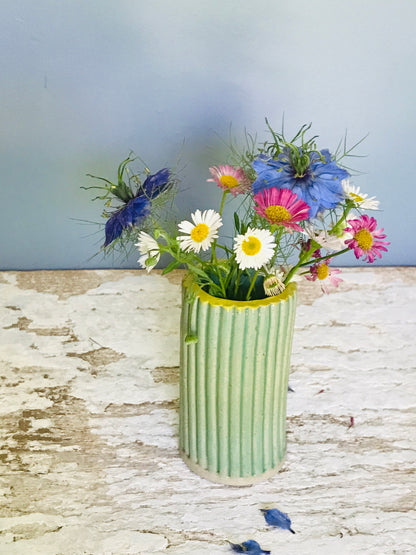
[1,0,414,269]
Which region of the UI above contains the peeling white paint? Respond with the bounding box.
[0,268,415,554]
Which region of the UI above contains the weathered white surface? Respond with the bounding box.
[0,268,415,554]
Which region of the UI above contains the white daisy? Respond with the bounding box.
[342,180,380,210]
[315,230,351,251]
[136,231,160,272]
[234,228,276,270]
[177,209,223,253]
[303,222,352,252]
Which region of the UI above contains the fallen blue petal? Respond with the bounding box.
[230,539,270,554]
[261,508,296,534]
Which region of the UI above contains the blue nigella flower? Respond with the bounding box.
[252,148,349,218]
[104,168,170,247]
[229,539,271,554]
[261,508,296,534]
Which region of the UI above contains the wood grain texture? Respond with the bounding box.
[0,268,415,554]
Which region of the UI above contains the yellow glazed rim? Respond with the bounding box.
[183,274,297,309]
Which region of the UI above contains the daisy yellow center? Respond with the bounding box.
[350,192,364,202]
[190,223,210,243]
[220,175,239,189]
[242,236,262,256]
[354,229,373,251]
[264,205,291,223]
[316,264,329,280]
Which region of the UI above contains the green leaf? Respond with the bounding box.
[162,260,180,274]
[234,212,240,233]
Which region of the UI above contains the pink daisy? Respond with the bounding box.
[344,215,389,263]
[253,187,310,232]
[207,165,251,197]
[305,258,343,294]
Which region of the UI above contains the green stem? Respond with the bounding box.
[223,259,235,291]
[283,246,314,285]
[234,268,242,297]
[330,202,353,236]
[299,247,349,268]
[269,226,284,267]
[284,246,350,285]
[246,269,259,301]
[210,190,228,264]
[215,267,227,298]
[219,190,228,216]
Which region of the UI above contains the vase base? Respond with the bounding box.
[180,450,286,486]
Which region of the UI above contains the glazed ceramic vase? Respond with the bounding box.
[179,276,297,485]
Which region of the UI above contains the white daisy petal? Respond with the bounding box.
[316,230,351,251]
[192,209,203,225]
[233,227,276,270]
[178,220,195,234]
[304,221,352,252]
[135,232,160,272]
[342,181,380,210]
[177,209,223,253]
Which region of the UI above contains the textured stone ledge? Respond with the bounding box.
[0,268,415,554]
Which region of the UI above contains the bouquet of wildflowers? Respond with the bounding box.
[85,121,389,301]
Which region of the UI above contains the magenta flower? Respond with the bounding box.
[254,187,310,232]
[207,165,251,196]
[344,215,389,263]
[306,258,342,294]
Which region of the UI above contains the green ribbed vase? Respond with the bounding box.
[179,277,297,485]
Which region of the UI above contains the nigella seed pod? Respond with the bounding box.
[263,275,286,297]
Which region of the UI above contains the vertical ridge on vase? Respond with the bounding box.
[206,301,221,472]
[195,299,207,468]
[229,305,245,478]
[238,306,246,477]
[217,304,232,476]
[275,298,286,464]
[250,306,265,476]
[262,304,275,472]
[258,304,272,473]
[179,290,189,457]
[228,306,245,478]
[277,299,287,462]
[187,297,198,463]
[272,299,282,464]
[268,301,279,468]
[248,307,258,476]
[239,306,249,478]
[206,304,220,472]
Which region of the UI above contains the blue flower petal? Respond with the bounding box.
[142,168,171,198]
[230,539,271,554]
[252,171,282,193]
[104,195,150,247]
[104,213,124,247]
[261,508,296,534]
